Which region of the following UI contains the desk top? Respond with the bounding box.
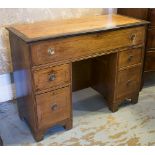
[7,14,149,43]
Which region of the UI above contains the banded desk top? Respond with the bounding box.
[7,14,149,43]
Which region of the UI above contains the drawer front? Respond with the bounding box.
[144,51,155,72]
[31,26,145,66]
[33,64,70,91]
[116,66,141,100]
[147,28,155,50]
[36,86,71,130]
[148,9,155,27]
[118,48,142,69]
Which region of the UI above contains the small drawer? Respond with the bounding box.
[116,66,141,100]
[30,26,145,66]
[118,48,142,69]
[33,64,70,91]
[36,86,71,130]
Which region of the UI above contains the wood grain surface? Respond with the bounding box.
[7,14,148,42]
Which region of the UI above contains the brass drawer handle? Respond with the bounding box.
[49,73,56,81]
[48,48,55,55]
[130,34,136,41]
[128,55,133,62]
[51,104,58,111]
[125,98,132,102]
[126,80,132,86]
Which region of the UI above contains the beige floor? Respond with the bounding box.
[0,74,155,146]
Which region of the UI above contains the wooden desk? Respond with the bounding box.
[7,14,148,141]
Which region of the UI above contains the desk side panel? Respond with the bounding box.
[9,32,37,132]
[91,53,118,108]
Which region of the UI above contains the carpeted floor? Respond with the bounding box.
[0,74,155,146]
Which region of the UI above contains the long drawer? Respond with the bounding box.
[30,26,145,66]
[36,86,71,130]
[33,64,70,91]
[116,65,141,100]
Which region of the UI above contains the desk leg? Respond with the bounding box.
[109,103,119,112]
[131,94,139,104]
[109,93,139,112]
[64,118,73,130]
[33,130,45,142]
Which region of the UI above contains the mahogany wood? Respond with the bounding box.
[7,14,148,141]
[7,14,147,42]
[147,28,155,50]
[118,48,142,69]
[117,9,148,20]
[30,26,145,66]
[9,32,37,136]
[116,65,141,100]
[148,9,155,27]
[36,86,71,130]
[72,59,92,91]
[33,64,71,92]
[118,8,155,73]
[145,51,155,72]
[91,54,118,111]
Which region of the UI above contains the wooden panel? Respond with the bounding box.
[31,26,145,66]
[117,8,148,20]
[144,51,155,71]
[33,64,70,92]
[36,86,71,130]
[145,9,155,72]
[118,48,142,69]
[7,14,147,42]
[72,59,92,91]
[116,65,141,100]
[147,28,155,50]
[91,53,118,107]
[9,32,37,133]
[148,9,155,27]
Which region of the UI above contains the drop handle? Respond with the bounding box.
[48,48,55,55]
[125,98,132,102]
[128,55,133,62]
[51,104,58,111]
[49,73,56,81]
[126,80,132,86]
[130,34,136,41]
